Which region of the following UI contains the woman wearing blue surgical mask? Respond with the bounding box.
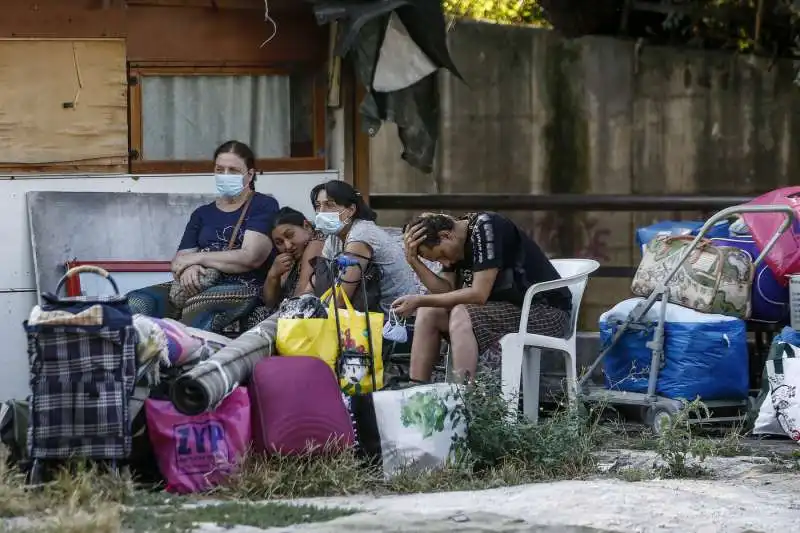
[127,140,279,334]
[305,180,417,315]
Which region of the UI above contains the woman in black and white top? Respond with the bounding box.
[393,212,572,382]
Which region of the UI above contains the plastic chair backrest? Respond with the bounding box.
[550,258,600,339]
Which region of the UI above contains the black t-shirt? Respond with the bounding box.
[443,212,572,311]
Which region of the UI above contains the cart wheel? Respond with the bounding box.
[646,407,674,436]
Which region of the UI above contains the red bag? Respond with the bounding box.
[741,186,800,285]
[249,356,355,456]
[145,387,251,494]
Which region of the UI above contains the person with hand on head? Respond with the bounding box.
[127,140,279,333]
[393,212,572,383]
[306,180,417,314]
[262,207,325,309]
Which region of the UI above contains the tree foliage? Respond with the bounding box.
[443,0,800,58]
[443,0,548,25]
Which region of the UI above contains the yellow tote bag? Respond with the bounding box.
[276,286,384,394]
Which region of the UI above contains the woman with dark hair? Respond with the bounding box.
[128,140,280,334]
[392,212,571,382]
[262,207,325,309]
[308,180,417,313]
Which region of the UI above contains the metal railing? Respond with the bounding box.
[369,193,756,278]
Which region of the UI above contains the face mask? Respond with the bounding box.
[383,310,408,343]
[315,211,345,235]
[215,173,245,197]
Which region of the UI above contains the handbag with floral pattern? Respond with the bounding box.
[631,235,754,318]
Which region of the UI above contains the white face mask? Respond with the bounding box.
[215,173,245,197]
[315,211,346,235]
[382,309,408,343]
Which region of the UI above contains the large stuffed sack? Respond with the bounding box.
[752,327,800,437]
[601,298,749,401]
[349,383,467,480]
[764,342,800,442]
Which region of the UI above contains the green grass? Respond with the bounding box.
[121,502,355,533]
[0,456,350,533]
[224,376,611,500]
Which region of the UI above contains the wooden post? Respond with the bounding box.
[352,80,371,201]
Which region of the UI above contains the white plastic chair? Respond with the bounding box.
[499,258,600,423]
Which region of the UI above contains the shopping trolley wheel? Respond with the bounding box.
[645,406,675,436]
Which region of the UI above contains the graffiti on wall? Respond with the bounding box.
[522,212,611,262]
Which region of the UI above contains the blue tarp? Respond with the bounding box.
[600,298,749,401]
[635,220,731,252]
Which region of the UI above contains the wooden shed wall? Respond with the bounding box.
[0,0,328,174]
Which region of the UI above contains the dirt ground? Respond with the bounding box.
[197,444,800,533]
[3,440,797,532]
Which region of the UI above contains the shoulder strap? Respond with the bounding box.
[227,194,253,250]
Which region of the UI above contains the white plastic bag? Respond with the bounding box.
[753,389,785,436]
[371,383,467,479]
[765,342,800,443]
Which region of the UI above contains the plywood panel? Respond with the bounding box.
[0,39,128,171]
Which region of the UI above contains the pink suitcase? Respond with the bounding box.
[248,356,355,455]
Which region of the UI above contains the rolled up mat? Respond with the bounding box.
[170,313,278,415]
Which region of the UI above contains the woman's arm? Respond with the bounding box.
[174,230,273,277]
[293,239,324,297]
[416,268,498,308]
[171,248,200,278]
[194,194,279,275]
[337,241,373,302]
[196,230,274,273]
[262,270,284,309]
[172,209,202,274]
[408,257,455,294]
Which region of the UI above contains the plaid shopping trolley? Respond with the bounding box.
[24,265,137,479]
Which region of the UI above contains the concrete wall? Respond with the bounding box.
[369,22,800,327]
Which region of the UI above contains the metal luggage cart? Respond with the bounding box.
[578,204,797,434]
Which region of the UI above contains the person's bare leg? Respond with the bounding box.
[448,304,480,382]
[409,307,450,381]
